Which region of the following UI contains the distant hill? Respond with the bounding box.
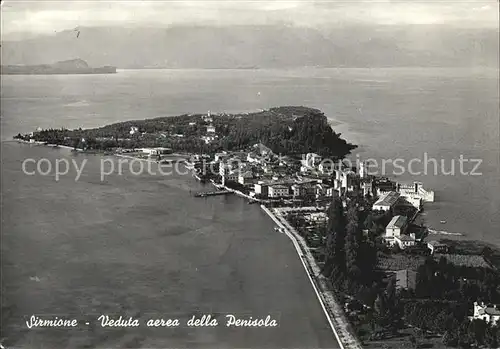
[0,58,116,75]
[52,58,89,69]
[1,25,498,68]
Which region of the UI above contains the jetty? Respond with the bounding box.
[194,190,233,198]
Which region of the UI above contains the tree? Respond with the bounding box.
[71,137,80,150]
[323,194,346,279]
[386,276,396,306]
[485,324,498,348]
[373,293,394,330]
[345,203,362,281]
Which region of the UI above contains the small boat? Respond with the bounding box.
[440,220,447,224]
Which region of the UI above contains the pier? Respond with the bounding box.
[194,190,233,198]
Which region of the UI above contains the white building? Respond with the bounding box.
[214,152,229,162]
[141,147,172,155]
[318,161,334,174]
[385,215,408,238]
[372,191,401,211]
[306,212,328,223]
[362,182,373,196]
[291,184,302,197]
[301,153,322,172]
[219,162,235,177]
[238,171,254,185]
[398,181,435,202]
[394,234,416,250]
[471,302,500,325]
[130,126,139,135]
[341,173,348,191]
[268,184,290,198]
[316,183,335,198]
[305,153,322,167]
[247,152,262,164]
[385,215,409,246]
[427,241,448,254]
[359,161,367,178]
[202,111,213,123]
[254,182,270,197]
[201,135,216,144]
[291,182,316,197]
[262,164,273,174]
[207,125,216,133]
[224,171,239,183]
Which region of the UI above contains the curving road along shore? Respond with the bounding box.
[260,205,363,349]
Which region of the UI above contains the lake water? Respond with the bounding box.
[1,68,499,348]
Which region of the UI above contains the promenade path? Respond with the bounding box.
[261,205,363,349]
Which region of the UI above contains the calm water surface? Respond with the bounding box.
[1,143,338,348]
[1,68,499,347]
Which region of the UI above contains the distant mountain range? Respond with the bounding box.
[0,59,116,75]
[1,25,498,68]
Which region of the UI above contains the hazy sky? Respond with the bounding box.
[1,0,498,36]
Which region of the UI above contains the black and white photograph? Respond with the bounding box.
[1,1,499,348]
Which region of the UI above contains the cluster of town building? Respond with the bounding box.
[167,113,497,331]
[197,138,437,233]
[214,144,433,201]
[201,142,436,250]
[130,111,438,254]
[214,145,360,199]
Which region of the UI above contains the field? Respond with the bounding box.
[377,253,426,271]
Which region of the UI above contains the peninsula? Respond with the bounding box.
[1,58,116,75]
[14,106,356,157]
[16,106,499,349]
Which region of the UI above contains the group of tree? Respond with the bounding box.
[16,107,357,158]
[321,195,378,298]
[372,277,404,333]
[218,107,356,158]
[414,257,500,302]
[397,256,500,347]
[443,319,500,348]
[318,193,500,347]
[404,299,500,348]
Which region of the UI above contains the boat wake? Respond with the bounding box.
[65,100,90,107]
[428,228,463,236]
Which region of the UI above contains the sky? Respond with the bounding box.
[1,0,499,38]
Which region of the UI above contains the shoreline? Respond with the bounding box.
[260,204,362,349]
[11,139,469,239]
[11,139,475,241]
